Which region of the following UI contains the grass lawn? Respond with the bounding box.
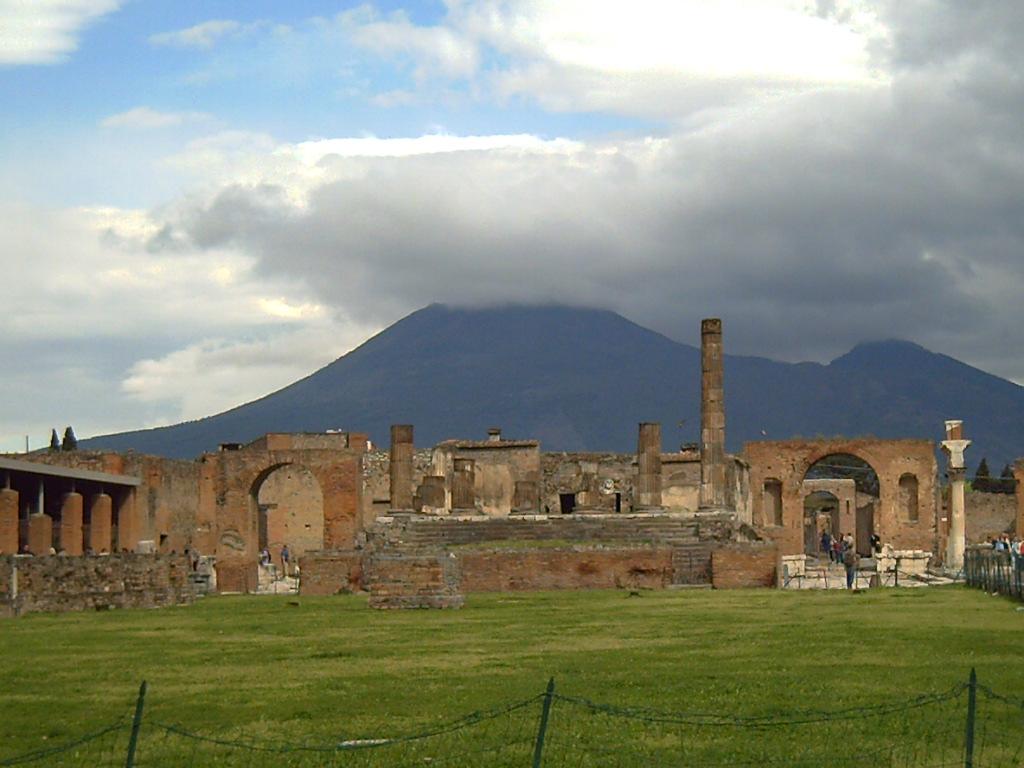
[1,586,1022,766]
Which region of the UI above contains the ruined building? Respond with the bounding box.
[1,318,1010,605]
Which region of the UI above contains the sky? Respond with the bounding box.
[2,0,1024,452]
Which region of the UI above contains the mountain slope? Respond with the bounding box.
[80,304,1024,467]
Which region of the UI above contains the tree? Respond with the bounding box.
[998,464,1016,494]
[61,426,78,452]
[48,429,60,452]
[973,457,991,493]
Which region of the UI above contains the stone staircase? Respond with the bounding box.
[369,513,712,551]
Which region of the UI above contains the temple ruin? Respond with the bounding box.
[2,317,1018,611]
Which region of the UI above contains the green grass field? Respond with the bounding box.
[2,586,1023,766]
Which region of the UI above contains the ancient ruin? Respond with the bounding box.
[1,317,1018,612]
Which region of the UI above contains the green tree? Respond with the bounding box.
[61,426,78,451]
[974,457,991,493]
[998,464,1016,494]
[48,429,60,452]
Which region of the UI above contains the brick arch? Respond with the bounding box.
[248,462,325,561]
[743,438,938,557]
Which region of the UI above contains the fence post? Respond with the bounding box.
[125,680,147,768]
[532,677,555,768]
[964,668,977,768]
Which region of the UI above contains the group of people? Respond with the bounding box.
[259,544,292,578]
[989,535,1022,555]
[819,530,864,589]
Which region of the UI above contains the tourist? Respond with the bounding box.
[843,544,860,589]
[260,548,271,567]
[870,533,881,554]
[820,530,832,562]
[281,544,291,578]
[831,535,842,564]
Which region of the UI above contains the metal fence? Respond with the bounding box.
[964,548,1024,599]
[4,670,1024,767]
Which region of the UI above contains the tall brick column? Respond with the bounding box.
[59,492,84,555]
[700,318,727,511]
[0,488,18,555]
[941,420,971,571]
[116,490,139,552]
[636,422,662,508]
[452,459,475,511]
[28,514,53,555]
[88,493,113,553]
[389,425,414,511]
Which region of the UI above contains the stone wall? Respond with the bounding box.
[457,546,675,591]
[0,554,194,618]
[711,545,779,589]
[366,551,463,609]
[299,550,364,596]
[961,490,1017,542]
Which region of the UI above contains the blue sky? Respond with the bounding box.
[3,1,1024,453]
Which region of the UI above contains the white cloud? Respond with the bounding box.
[0,0,122,65]
[148,19,243,49]
[120,319,378,422]
[338,0,887,119]
[100,106,214,129]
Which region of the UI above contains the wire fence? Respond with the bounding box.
[964,548,1024,600]
[4,670,1024,767]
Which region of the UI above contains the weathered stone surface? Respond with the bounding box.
[700,318,727,510]
[0,489,17,555]
[636,423,662,507]
[711,545,778,589]
[0,554,194,618]
[27,514,52,555]
[59,492,83,555]
[298,550,364,595]
[389,425,415,510]
[366,551,463,609]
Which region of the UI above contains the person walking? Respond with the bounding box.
[820,530,832,562]
[843,543,861,589]
[280,544,291,579]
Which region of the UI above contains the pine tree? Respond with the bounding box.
[61,426,78,451]
[974,457,991,493]
[48,429,60,452]
[998,464,1016,494]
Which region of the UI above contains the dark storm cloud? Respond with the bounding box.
[158,1,1024,381]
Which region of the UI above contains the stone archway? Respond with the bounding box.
[803,490,840,556]
[803,454,879,556]
[250,463,324,566]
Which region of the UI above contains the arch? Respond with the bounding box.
[763,478,783,527]
[899,473,919,522]
[249,462,324,565]
[803,490,839,556]
[803,454,878,556]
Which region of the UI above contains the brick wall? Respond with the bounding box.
[711,545,779,589]
[0,554,194,618]
[366,552,463,609]
[457,546,676,591]
[299,550,364,596]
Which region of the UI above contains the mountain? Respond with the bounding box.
[80,304,1024,469]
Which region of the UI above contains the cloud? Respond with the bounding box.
[0,202,361,448]
[337,0,887,119]
[100,106,214,129]
[148,19,244,49]
[0,0,122,65]
[137,0,1024,387]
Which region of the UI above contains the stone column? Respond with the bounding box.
[88,493,113,553]
[116,489,139,552]
[28,514,53,555]
[941,419,971,572]
[452,459,475,511]
[636,422,662,508]
[389,425,414,511]
[59,491,84,555]
[700,318,727,511]
[0,488,18,555]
